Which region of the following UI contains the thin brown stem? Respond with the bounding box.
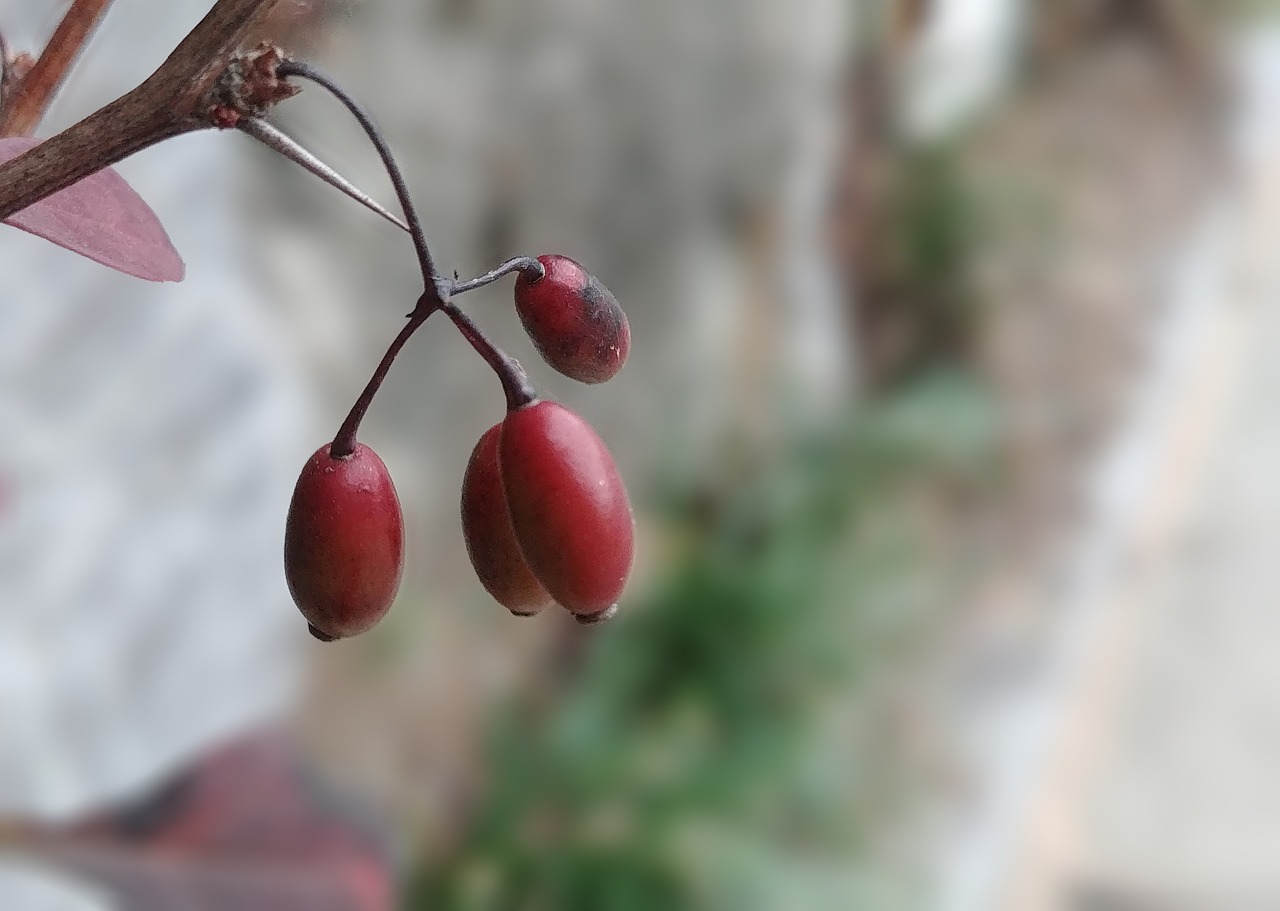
[0,0,285,219]
[0,0,115,137]
[330,311,433,458]
[442,303,536,411]
[450,256,544,295]
[276,60,446,303]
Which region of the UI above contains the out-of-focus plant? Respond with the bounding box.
[879,143,983,374]
[407,369,999,911]
[838,134,985,391]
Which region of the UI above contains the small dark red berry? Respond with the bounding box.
[461,423,554,616]
[499,400,634,618]
[513,255,630,384]
[284,442,405,640]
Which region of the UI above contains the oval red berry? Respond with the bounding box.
[284,442,405,640]
[513,255,630,384]
[499,400,634,617]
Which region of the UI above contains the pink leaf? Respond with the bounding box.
[0,137,185,283]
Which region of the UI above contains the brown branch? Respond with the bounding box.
[0,0,116,138]
[0,0,286,220]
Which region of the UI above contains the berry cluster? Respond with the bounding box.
[276,64,634,642]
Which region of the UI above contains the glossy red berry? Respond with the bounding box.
[499,400,634,618]
[284,442,405,640]
[461,423,554,616]
[513,255,630,384]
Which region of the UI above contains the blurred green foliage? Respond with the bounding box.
[886,144,979,306]
[881,142,984,381]
[406,371,998,911]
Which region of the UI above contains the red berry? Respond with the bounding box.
[461,423,554,616]
[513,255,630,384]
[284,443,405,640]
[499,400,634,618]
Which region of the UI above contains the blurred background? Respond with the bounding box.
[3,0,1280,908]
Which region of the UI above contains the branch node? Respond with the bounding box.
[205,42,297,129]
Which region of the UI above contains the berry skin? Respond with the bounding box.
[284,443,405,640]
[461,423,554,616]
[513,255,630,384]
[499,400,634,618]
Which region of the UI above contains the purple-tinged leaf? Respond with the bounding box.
[0,137,185,283]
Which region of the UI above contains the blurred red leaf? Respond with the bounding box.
[0,137,185,282]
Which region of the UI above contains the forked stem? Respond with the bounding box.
[279,60,538,450]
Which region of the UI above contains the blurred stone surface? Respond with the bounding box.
[0,0,317,825]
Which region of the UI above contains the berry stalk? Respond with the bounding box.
[330,310,429,458]
[450,256,544,295]
[276,59,449,309]
[442,303,536,411]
